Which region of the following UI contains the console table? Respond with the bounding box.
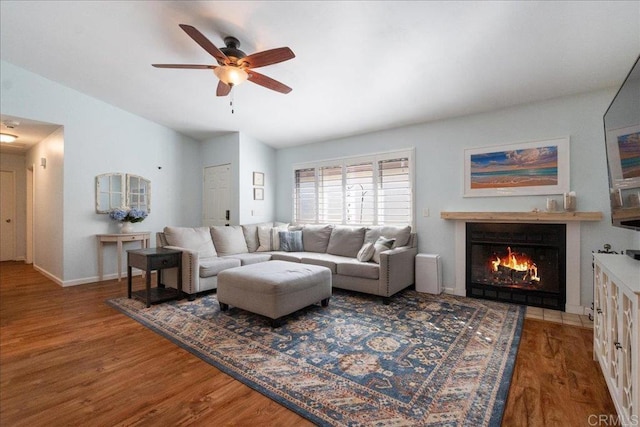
[593,253,639,425]
[97,232,150,282]
[127,248,182,308]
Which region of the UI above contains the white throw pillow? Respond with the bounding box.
[372,237,395,264]
[357,242,375,262]
[257,225,287,251]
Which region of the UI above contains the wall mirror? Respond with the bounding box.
[95,173,151,213]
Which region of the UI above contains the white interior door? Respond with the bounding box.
[1,170,16,261]
[203,164,231,227]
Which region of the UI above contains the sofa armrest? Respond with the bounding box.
[379,246,418,297]
[161,245,199,295]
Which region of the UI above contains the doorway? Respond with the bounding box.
[203,164,231,227]
[1,170,16,261]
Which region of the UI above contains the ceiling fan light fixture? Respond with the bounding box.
[214,66,248,87]
[0,133,18,143]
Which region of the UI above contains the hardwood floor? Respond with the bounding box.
[1,262,616,426]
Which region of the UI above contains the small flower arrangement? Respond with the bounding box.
[109,208,148,223]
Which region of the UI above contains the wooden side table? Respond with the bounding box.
[97,232,150,282]
[127,248,182,308]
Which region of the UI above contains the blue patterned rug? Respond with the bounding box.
[107,289,524,426]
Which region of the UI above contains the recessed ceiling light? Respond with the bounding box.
[0,133,18,143]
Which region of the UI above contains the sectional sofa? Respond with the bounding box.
[156,223,418,302]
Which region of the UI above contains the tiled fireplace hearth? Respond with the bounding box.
[441,211,603,314]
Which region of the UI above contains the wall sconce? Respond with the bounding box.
[40,157,47,169]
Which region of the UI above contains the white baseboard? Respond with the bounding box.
[62,270,146,287]
[33,264,63,286]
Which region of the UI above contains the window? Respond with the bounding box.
[293,149,413,226]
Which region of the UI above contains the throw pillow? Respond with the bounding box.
[279,230,304,252]
[257,225,287,252]
[372,237,395,264]
[356,242,375,262]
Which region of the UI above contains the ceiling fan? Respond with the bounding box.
[153,24,295,96]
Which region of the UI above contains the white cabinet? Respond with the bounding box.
[593,253,640,425]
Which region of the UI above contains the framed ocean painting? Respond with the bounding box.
[464,137,570,197]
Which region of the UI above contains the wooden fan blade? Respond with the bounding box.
[247,70,292,94]
[216,80,231,97]
[239,47,295,69]
[152,64,215,69]
[179,24,228,65]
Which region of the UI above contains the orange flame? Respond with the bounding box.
[490,247,540,281]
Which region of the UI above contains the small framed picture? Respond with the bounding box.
[253,172,264,186]
[254,187,264,200]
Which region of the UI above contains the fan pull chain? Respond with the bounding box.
[230,87,235,114]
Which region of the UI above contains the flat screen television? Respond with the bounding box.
[603,54,640,234]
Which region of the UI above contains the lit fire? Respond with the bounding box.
[490,247,540,282]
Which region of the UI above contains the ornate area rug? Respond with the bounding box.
[107,289,524,426]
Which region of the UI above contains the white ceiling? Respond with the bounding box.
[1,1,639,151]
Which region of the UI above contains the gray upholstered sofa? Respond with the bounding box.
[156,223,417,302]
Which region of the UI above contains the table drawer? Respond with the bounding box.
[147,254,180,270]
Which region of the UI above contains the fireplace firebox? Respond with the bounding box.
[466,222,566,310]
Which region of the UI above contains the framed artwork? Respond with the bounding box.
[464,136,570,197]
[253,172,264,186]
[605,125,640,189]
[254,187,264,200]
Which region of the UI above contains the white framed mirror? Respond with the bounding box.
[127,174,151,213]
[96,173,125,213]
[95,173,151,213]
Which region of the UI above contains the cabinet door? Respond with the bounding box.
[609,281,620,395]
[619,292,634,420]
[594,264,606,360]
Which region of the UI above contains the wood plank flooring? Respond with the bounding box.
[0,261,616,426]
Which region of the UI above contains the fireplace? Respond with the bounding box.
[466,222,566,310]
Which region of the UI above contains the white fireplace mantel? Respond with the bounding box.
[441,211,603,314]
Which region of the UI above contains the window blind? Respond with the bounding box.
[293,150,413,226]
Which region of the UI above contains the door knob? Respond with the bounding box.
[5,219,10,223]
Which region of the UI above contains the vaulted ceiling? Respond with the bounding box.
[1,1,639,149]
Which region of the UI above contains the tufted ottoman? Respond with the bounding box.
[217,260,332,326]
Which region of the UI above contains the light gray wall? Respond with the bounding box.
[1,60,202,285]
[25,128,64,280]
[276,88,639,308]
[239,133,276,224]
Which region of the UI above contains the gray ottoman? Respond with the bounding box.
[217,260,332,326]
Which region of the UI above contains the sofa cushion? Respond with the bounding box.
[222,252,273,266]
[357,242,375,262]
[257,225,288,252]
[299,253,347,274]
[326,226,366,258]
[163,226,217,258]
[365,226,411,248]
[199,257,241,278]
[372,237,395,264]
[337,261,380,280]
[242,222,273,253]
[302,224,333,253]
[279,230,304,252]
[270,252,304,263]
[210,226,249,256]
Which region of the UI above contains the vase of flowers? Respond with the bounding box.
[109,208,148,233]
